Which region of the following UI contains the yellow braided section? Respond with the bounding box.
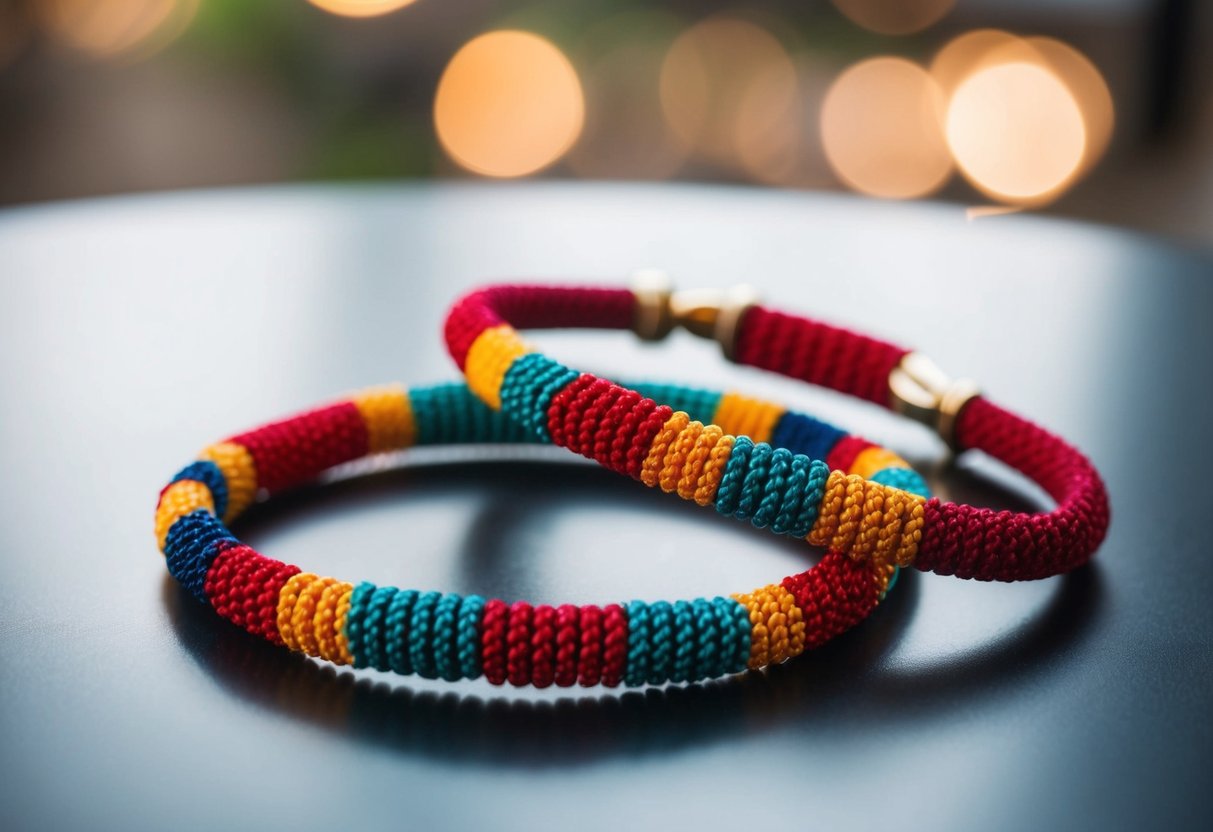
[731,584,806,669]
[464,325,531,410]
[277,572,335,655]
[640,411,690,488]
[352,385,415,453]
[850,446,910,479]
[712,392,785,444]
[660,417,705,494]
[691,430,735,507]
[315,582,355,665]
[807,471,926,567]
[154,480,215,553]
[640,412,735,506]
[198,442,257,522]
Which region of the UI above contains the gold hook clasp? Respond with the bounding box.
[888,352,981,451]
[630,270,758,361]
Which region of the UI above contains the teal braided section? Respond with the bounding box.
[871,465,930,499]
[629,383,723,426]
[410,383,536,446]
[714,436,829,538]
[347,584,486,681]
[719,596,753,673]
[431,592,463,682]
[498,352,579,441]
[456,594,485,680]
[622,596,752,685]
[407,591,440,679]
[347,583,399,671]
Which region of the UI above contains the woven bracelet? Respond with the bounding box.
[156,381,929,689]
[445,280,1110,582]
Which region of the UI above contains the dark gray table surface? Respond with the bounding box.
[1,182,1210,832]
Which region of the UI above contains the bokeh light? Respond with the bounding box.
[930,29,1024,97]
[37,0,199,59]
[830,0,956,36]
[820,57,952,199]
[946,62,1087,204]
[434,30,584,179]
[568,14,686,180]
[1018,37,1114,176]
[659,18,797,170]
[305,0,417,17]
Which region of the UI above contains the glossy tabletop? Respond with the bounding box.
[0,183,1209,831]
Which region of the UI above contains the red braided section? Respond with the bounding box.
[203,543,301,644]
[547,374,674,479]
[577,605,604,686]
[226,402,369,493]
[626,405,675,479]
[530,605,557,689]
[481,599,509,685]
[782,550,881,649]
[506,601,534,687]
[917,397,1110,581]
[445,285,635,368]
[735,305,908,405]
[554,604,580,687]
[601,604,628,688]
[827,436,872,472]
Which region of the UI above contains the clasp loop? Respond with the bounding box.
[888,352,981,451]
[631,271,757,361]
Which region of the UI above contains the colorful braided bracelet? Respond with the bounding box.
[445,281,1111,582]
[156,381,929,688]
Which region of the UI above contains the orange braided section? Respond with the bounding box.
[712,392,784,444]
[276,573,350,661]
[690,429,735,507]
[731,584,806,668]
[352,385,415,453]
[640,411,691,488]
[640,412,735,506]
[807,471,925,566]
[464,325,531,410]
[850,446,909,479]
[315,581,355,665]
[154,480,214,552]
[198,441,257,522]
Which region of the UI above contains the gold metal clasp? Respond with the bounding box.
[630,270,757,361]
[888,352,981,451]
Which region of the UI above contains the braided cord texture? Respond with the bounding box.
[917,397,1110,580]
[734,305,907,406]
[160,370,928,686]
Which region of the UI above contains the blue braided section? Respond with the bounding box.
[164,510,237,602]
[714,437,829,538]
[871,465,931,499]
[170,461,229,521]
[630,383,723,426]
[498,352,579,442]
[770,411,847,462]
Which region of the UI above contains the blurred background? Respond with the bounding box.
[0,0,1210,246]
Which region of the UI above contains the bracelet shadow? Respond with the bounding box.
[163,453,1104,768]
